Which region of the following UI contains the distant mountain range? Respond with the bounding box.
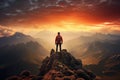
[0,32,48,80]
[65,33,120,77]
[66,33,120,61]
[0,32,120,79]
[0,32,36,47]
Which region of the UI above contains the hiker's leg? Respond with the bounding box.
[56,44,58,52]
[60,44,62,51]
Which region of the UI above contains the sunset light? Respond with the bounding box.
[0,0,120,80]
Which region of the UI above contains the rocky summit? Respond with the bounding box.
[38,49,96,80]
[7,49,96,80]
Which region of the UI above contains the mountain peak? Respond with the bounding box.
[6,49,96,80]
[13,32,26,37]
[0,32,35,47]
[38,49,96,80]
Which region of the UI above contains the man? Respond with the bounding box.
[55,32,63,52]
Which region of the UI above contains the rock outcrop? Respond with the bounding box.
[7,49,96,80]
[38,49,96,80]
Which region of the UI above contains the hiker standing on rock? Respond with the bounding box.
[55,32,63,52]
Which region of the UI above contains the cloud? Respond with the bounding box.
[0,0,120,30]
[0,25,15,37]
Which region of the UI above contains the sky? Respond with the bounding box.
[0,0,120,37]
[0,0,120,65]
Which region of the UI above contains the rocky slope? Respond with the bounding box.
[39,49,96,80]
[0,32,48,80]
[7,49,96,80]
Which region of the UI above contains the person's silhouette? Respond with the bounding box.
[55,32,63,52]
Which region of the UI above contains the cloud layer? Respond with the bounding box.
[0,25,14,37]
[0,0,120,34]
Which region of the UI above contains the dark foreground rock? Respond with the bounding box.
[38,49,96,80]
[7,49,96,80]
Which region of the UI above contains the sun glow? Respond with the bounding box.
[6,20,119,36]
[35,22,104,32]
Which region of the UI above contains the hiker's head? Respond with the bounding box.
[58,32,60,35]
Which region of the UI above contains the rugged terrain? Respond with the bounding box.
[0,32,48,80]
[7,49,96,80]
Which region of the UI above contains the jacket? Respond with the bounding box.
[55,35,63,44]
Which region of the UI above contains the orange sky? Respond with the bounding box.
[0,0,120,37]
[8,21,120,35]
[0,20,120,38]
[3,10,119,34]
[0,6,120,37]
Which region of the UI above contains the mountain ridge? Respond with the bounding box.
[0,32,48,80]
[0,32,37,47]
